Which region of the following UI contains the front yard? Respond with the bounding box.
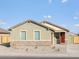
[0,44,79,57]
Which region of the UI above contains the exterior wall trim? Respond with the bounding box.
[11,40,51,41]
[11,41,51,46]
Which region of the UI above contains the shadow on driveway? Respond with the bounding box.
[0,43,10,47]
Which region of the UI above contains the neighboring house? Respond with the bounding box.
[9,20,69,48]
[0,28,10,44]
[74,34,79,44]
[67,32,79,44]
[67,32,77,44]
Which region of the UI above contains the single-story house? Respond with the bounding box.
[0,28,10,44]
[9,20,69,48]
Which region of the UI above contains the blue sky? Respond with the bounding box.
[0,0,79,33]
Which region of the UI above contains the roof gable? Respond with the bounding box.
[41,21,69,32]
[9,20,55,32]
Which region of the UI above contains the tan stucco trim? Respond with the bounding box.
[11,41,51,46]
[41,21,69,32]
[11,40,51,41]
[55,30,67,32]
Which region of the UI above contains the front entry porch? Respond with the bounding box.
[54,32,65,44]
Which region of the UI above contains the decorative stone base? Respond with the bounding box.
[10,41,52,48]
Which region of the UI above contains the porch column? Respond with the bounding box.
[51,32,55,46]
[53,32,55,45]
[65,32,68,44]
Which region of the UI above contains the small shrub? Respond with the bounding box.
[34,45,38,49]
[56,48,60,51]
[26,48,28,51]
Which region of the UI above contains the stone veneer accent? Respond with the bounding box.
[11,41,52,47]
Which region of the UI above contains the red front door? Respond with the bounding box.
[60,32,65,43]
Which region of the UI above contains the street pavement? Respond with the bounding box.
[0,57,79,59]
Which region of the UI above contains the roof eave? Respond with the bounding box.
[8,20,55,32]
[41,21,69,32]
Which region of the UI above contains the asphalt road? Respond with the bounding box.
[0,57,79,59]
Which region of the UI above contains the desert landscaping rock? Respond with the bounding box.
[0,44,79,57]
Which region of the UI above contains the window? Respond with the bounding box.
[35,31,40,40]
[21,31,26,40]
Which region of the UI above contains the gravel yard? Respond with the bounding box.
[0,44,79,57]
[67,44,79,53]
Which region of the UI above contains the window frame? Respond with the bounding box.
[20,30,27,41]
[33,30,41,41]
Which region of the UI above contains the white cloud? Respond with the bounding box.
[48,0,52,4]
[43,15,52,21]
[43,15,52,19]
[61,0,68,3]
[43,16,47,18]
[0,20,6,25]
[73,16,79,20]
[73,12,79,20]
[48,15,52,19]
[74,24,79,27]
